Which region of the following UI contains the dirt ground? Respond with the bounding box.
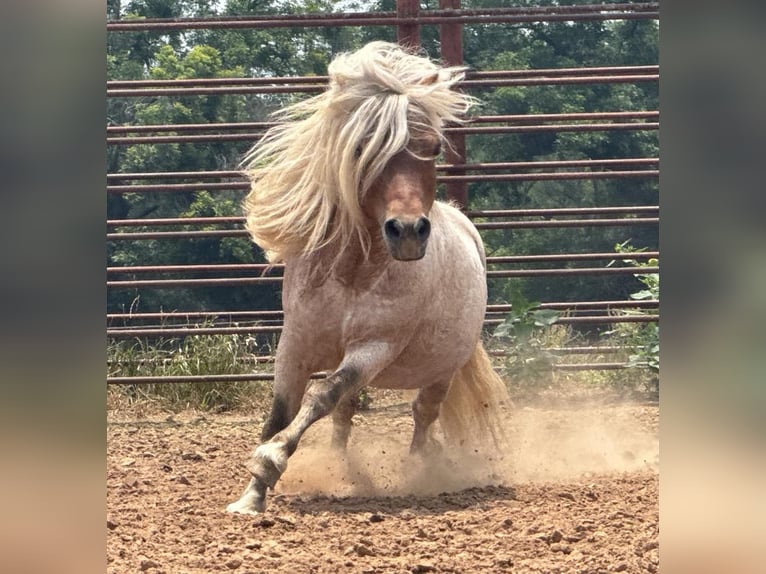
[107,389,659,573]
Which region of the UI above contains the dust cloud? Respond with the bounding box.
[275,397,659,499]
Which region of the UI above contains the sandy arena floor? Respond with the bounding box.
[107,390,659,573]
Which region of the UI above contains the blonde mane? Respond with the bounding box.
[241,41,475,265]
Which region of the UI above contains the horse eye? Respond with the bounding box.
[433,142,442,157]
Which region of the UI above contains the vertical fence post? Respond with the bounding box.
[439,0,468,208]
[397,0,420,48]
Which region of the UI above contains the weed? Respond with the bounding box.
[604,240,660,390]
[492,290,566,396]
[107,321,274,414]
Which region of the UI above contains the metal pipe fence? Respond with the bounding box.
[106,300,658,324]
[107,2,659,383]
[107,122,659,145]
[105,159,658,183]
[106,70,659,98]
[106,4,659,32]
[106,68,659,90]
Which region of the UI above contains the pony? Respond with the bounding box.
[227,41,508,515]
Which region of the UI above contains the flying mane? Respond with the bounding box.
[241,41,475,265]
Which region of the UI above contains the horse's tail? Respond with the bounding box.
[439,341,510,448]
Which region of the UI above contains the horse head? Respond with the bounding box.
[362,130,441,261]
[242,42,473,267]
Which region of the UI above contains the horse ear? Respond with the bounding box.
[419,73,438,86]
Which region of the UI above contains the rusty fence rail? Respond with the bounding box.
[106,343,651,385]
[106,4,659,32]
[107,3,659,382]
[107,345,641,365]
[106,159,658,182]
[106,207,659,227]
[106,300,658,324]
[107,68,659,98]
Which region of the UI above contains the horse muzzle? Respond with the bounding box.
[382,216,431,261]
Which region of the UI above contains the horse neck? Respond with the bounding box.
[305,220,390,289]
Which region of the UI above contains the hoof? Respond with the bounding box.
[226,477,267,515]
[410,437,444,458]
[245,442,288,489]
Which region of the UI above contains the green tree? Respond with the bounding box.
[452,2,659,312]
[108,0,659,321]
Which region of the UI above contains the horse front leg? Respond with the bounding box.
[226,364,364,515]
[226,339,311,515]
[259,374,309,443]
[259,336,315,442]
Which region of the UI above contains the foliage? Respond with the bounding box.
[107,324,272,412]
[604,240,660,376]
[107,1,660,401]
[459,2,659,308]
[108,0,658,316]
[107,327,378,412]
[107,1,383,317]
[492,289,561,382]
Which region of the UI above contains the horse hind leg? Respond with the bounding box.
[331,392,359,450]
[409,381,450,456]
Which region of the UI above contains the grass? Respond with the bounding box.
[107,318,658,416]
[491,318,659,406]
[107,326,276,415]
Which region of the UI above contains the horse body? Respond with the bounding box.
[227,42,508,515]
[280,201,486,391]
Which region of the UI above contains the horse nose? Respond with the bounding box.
[383,218,405,241]
[382,216,431,261]
[383,216,431,242]
[413,216,431,241]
